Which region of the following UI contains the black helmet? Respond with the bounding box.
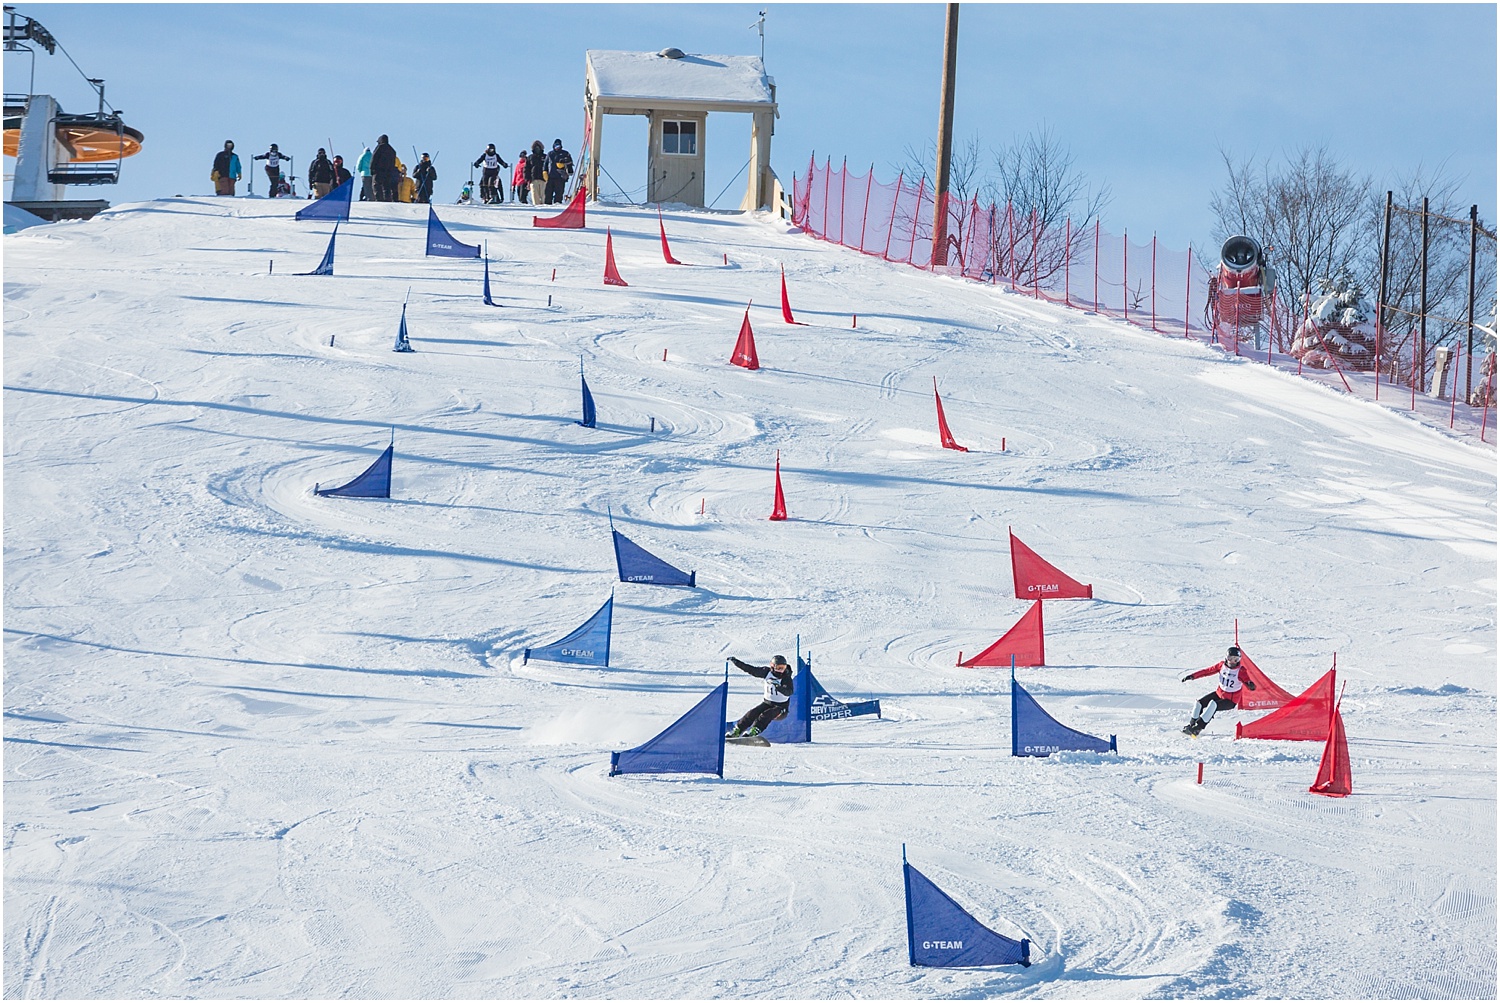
[1227,646,1241,657]
[269,143,278,150]
[771,655,789,668]
[487,143,496,150]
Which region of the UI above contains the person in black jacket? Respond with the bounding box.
[413,153,437,204]
[726,655,794,738]
[307,148,336,198]
[211,140,241,196]
[332,155,352,188]
[370,134,398,202]
[544,138,574,204]
[471,143,510,204]
[526,139,547,206]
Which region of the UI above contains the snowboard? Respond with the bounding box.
[726,735,771,747]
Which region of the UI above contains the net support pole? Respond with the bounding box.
[1093,219,1099,311]
[1467,203,1478,401]
[838,156,848,246]
[1376,191,1392,401]
[882,172,903,261]
[1123,231,1129,324]
[1419,196,1430,402]
[1184,246,1192,338]
[1064,217,1071,307]
[857,164,874,253]
[1151,233,1158,332]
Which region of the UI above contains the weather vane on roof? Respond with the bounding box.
[749,9,766,62]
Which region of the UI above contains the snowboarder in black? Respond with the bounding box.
[727,655,794,738]
[1181,646,1257,736]
[307,148,336,198]
[545,138,574,204]
[370,134,398,202]
[413,153,437,204]
[252,144,286,197]
[472,144,510,204]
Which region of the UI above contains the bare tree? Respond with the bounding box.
[895,134,988,269]
[987,127,1110,286]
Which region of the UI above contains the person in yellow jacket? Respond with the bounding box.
[396,160,416,203]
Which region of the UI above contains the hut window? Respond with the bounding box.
[662,120,697,156]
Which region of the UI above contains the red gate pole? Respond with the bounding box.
[1184,247,1193,338]
[1093,219,1100,312]
[1123,231,1129,324]
[1064,217,1072,307]
[906,176,925,266]
[838,156,848,246]
[857,163,874,253]
[1151,233,1158,332]
[882,172,903,261]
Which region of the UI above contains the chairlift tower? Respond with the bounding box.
[4,5,144,221]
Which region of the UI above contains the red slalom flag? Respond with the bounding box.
[603,228,628,286]
[769,451,788,520]
[1309,693,1352,797]
[934,378,968,452]
[958,600,1043,667]
[780,266,803,324]
[658,207,683,265]
[1236,667,1335,741]
[730,303,760,370]
[1009,529,1093,600]
[533,184,587,229]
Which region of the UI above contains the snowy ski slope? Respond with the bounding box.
[4,196,1496,999]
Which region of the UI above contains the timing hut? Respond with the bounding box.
[583,48,778,211]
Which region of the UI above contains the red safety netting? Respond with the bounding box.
[792,156,1495,446]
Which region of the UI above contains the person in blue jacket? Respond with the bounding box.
[211,140,241,196]
[726,655,794,738]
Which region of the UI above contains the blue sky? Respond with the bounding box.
[5,3,1495,250]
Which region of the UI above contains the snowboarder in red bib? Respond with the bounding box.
[1181,646,1256,736]
[726,654,794,738]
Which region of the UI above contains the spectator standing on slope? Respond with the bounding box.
[357,145,373,201]
[332,154,352,188]
[307,148,335,198]
[211,140,241,196]
[725,655,794,738]
[545,138,574,204]
[512,151,529,204]
[413,153,437,204]
[526,139,547,206]
[1181,646,1257,736]
[371,135,398,202]
[252,144,286,197]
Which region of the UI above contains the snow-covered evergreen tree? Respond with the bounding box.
[1290,271,1377,371]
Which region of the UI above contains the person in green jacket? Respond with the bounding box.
[356,146,373,201]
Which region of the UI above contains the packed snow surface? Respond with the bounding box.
[4,196,1495,999]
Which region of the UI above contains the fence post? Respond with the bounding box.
[1184,246,1192,338]
[883,172,903,261]
[1375,191,1392,401]
[857,164,874,253]
[1151,233,1158,332]
[905,175,925,266]
[1093,219,1100,312]
[1031,209,1039,298]
[838,157,849,246]
[1064,217,1072,307]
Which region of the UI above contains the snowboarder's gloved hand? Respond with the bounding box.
[1245,679,1257,690]
[1180,672,1195,683]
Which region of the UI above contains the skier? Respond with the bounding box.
[413,153,437,204]
[512,151,529,204]
[545,138,574,204]
[307,148,336,198]
[210,140,241,196]
[1181,646,1257,736]
[471,144,510,204]
[726,654,794,738]
[252,144,286,197]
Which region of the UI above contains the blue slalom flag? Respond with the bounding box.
[610,680,728,778]
[299,224,337,275]
[523,594,612,667]
[579,371,596,427]
[904,850,1032,968]
[808,667,881,721]
[482,248,501,306]
[611,529,694,587]
[393,300,413,352]
[426,205,480,258]
[296,177,353,222]
[315,441,393,499]
[1011,659,1115,757]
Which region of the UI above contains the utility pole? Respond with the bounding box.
[931,3,959,267]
